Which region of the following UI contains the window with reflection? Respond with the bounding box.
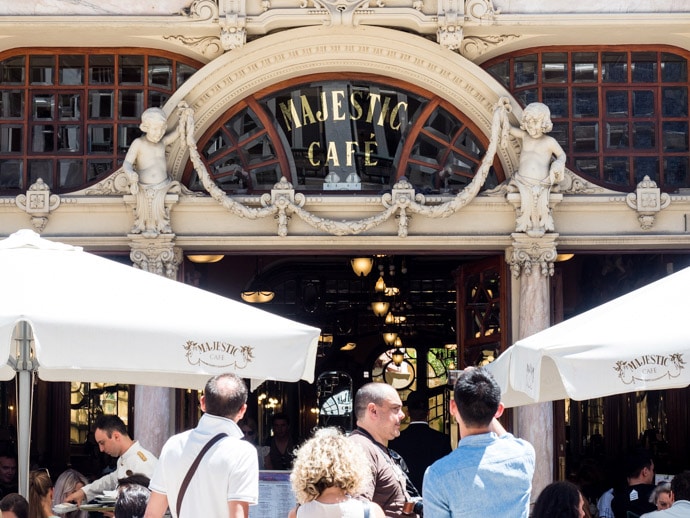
[70,382,131,444]
[188,78,503,194]
[485,47,690,191]
[0,50,201,193]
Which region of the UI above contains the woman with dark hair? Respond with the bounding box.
[532,481,587,518]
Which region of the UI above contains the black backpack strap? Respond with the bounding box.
[176,433,227,517]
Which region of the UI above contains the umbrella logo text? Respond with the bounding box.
[184,340,255,370]
[613,353,686,385]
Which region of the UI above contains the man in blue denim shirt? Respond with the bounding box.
[422,368,535,518]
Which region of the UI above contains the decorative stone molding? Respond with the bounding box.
[163,34,225,58]
[507,233,558,278]
[129,234,182,279]
[311,0,378,26]
[437,0,463,50]
[464,0,500,22]
[460,34,519,60]
[15,179,61,233]
[557,169,606,195]
[84,170,132,196]
[182,0,220,21]
[625,175,671,230]
[220,0,247,49]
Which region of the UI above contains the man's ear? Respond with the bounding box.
[235,403,248,422]
[367,402,377,418]
[199,394,207,413]
[494,402,505,419]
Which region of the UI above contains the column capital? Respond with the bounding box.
[506,233,559,278]
[129,234,182,279]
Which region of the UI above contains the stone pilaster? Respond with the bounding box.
[506,232,558,503]
[128,234,181,455]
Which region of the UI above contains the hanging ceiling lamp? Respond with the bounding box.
[371,300,390,317]
[351,257,374,277]
[382,330,398,346]
[187,254,224,264]
[241,258,275,304]
[391,347,405,366]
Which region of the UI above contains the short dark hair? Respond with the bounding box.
[532,481,582,518]
[114,484,150,518]
[271,412,290,425]
[94,414,129,437]
[117,473,151,488]
[453,368,501,428]
[354,382,395,420]
[671,470,690,502]
[0,493,28,518]
[0,444,17,461]
[203,373,248,418]
[624,450,653,479]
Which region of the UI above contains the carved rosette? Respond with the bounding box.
[15,178,61,232]
[626,175,671,230]
[507,233,559,278]
[129,235,182,279]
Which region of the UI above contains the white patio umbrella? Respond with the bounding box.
[486,265,690,408]
[0,229,320,497]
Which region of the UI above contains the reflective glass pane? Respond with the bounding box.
[212,154,247,190]
[606,122,628,149]
[574,157,599,177]
[662,121,688,152]
[515,88,537,107]
[59,55,84,85]
[442,150,478,189]
[514,55,537,87]
[487,61,509,87]
[633,157,658,183]
[605,91,628,117]
[148,57,172,89]
[542,53,567,83]
[88,124,113,153]
[249,163,282,189]
[87,159,114,181]
[58,94,80,120]
[118,124,141,154]
[58,125,80,152]
[58,159,83,187]
[119,55,145,85]
[632,52,657,82]
[32,125,54,152]
[33,94,54,120]
[662,87,688,117]
[88,90,114,119]
[225,108,262,141]
[0,90,24,118]
[28,159,53,187]
[573,123,598,152]
[244,134,276,164]
[176,63,197,88]
[602,52,627,83]
[119,90,144,119]
[603,157,629,185]
[453,129,483,156]
[0,159,22,188]
[543,88,568,118]
[551,122,569,149]
[661,53,688,83]
[0,126,22,152]
[89,55,115,85]
[149,91,170,108]
[633,122,655,149]
[572,53,598,82]
[632,90,655,117]
[572,88,598,118]
[0,56,25,85]
[664,157,689,186]
[203,130,231,158]
[30,55,54,85]
[426,108,462,142]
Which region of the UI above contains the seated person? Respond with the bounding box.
[0,492,29,518]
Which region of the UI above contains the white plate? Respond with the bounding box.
[52,503,78,514]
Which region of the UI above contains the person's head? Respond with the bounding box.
[624,450,654,485]
[0,493,29,518]
[532,481,586,518]
[354,382,404,445]
[52,469,87,508]
[0,448,17,485]
[650,481,673,510]
[404,391,428,422]
[290,427,372,504]
[671,470,690,502]
[94,415,131,458]
[521,102,553,135]
[29,469,53,518]
[114,484,150,518]
[238,416,258,444]
[200,373,248,421]
[451,368,503,430]
[270,413,290,439]
[139,108,168,143]
[117,473,151,490]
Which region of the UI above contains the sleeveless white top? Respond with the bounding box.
[297,498,370,518]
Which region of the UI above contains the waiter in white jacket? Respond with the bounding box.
[65,414,157,504]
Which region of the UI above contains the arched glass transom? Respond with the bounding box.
[186,77,503,194]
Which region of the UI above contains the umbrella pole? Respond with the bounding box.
[16,321,34,499]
